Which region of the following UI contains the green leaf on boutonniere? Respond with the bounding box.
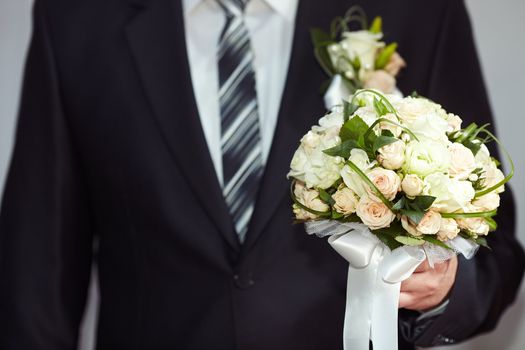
[395,235,425,246]
[343,100,360,121]
[372,135,398,154]
[310,28,337,76]
[421,235,453,250]
[323,139,360,158]
[375,42,398,69]
[340,115,369,142]
[369,16,382,34]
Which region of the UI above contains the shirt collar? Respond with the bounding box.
[183,0,297,22]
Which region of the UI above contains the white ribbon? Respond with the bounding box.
[305,220,478,350]
[324,74,351,110]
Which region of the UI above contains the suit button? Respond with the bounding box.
[233,272,255,289]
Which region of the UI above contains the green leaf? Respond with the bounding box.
[410,196,436,211]
[343,100,360,121]
[340,115,369,142]
[395,235,425,246]
[373,97,390,116]
[485,217,498,232]
[373,135,399,154]
[475,236,491,249]
[323,139,360,158]
[318,188,335,205]
[375,42,398,69]
[374,232,403,251]
[369,16,382,34]
[392,196,406,211]
[421,235,453,250]
[462,138,482,156]
[400,209,425,225]
[331,210,344,220]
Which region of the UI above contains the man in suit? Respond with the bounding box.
[0,0,523,349]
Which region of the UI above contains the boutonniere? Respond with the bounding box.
[311,6,406,108]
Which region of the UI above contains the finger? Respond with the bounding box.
[399,292,424,309]
[414,259,430,273]
[400,271,441,293]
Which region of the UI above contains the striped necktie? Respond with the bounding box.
[217,0,263,243]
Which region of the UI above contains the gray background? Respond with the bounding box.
[1,0,524,349]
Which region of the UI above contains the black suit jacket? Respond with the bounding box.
[0,0,523,349]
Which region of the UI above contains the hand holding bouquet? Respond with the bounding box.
[287,89,513,350]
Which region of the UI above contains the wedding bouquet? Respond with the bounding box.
[312,6,406,108]
[287,89,513,350]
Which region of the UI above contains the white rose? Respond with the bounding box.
[312,110,345,134]
[401,174,424,197]
[474,144,491,168]
[449,143,476,180]
[424,173,475,212]
[403,140,451,177]
[472,192,500,211]
[394,97,448,125]
[340,30,384,73]
[288,131,344,189]
[408,113,449,142]
[341,149,375,197]
[363,70,396,94]
[365,167,401,201]
[416,210,442,235]
[292,182,329,221]
[446,114,462,133]
[437,218,460,241]
[356,195,396,230]
[353,106,379,126]
[333,186,359,215]
[377,140,405,170]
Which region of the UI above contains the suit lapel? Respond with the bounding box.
[125,0,240,252]
[243,1,327,251]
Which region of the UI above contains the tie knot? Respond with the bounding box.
[216,0,247,17]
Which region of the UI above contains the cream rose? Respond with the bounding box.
[401,174,424,197]
[409,113,449,142]
[437,218,460,241]
[356,195,396,230]
[333,186,359,215]
[483,161,505,194]
[292,182,329,221]
[394,97,448,125]
[377,113,402,137]
[365,167,401,201]
[401,215,420,236]
[449,143,476,180]
[416,210,442,235]
[377,140,405,170]
[458,217,490,237]
[363,70,396,94]
[472,192,500,211]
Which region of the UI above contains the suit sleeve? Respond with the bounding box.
[405,0,525,346]
[0,1,94,349]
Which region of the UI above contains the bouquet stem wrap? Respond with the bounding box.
[305,220,478,350]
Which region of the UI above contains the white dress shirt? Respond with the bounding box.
[182,0,299,186]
